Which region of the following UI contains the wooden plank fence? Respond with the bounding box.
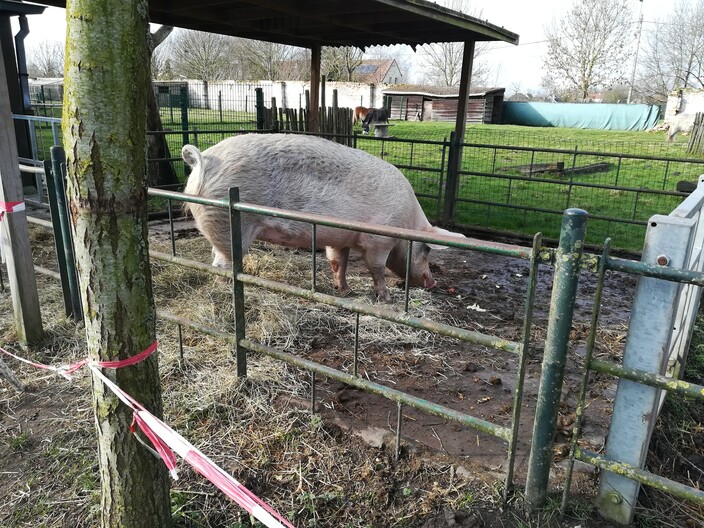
[687,112,704,155]
[261,88,354,146]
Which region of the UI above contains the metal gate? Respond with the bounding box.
[557,178,704,524]
[146,185,557,499]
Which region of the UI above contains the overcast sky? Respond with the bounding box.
[12,1,677,92]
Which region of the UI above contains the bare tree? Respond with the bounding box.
[151,44,173,80]
[323,46,364,81]
[235,38,305,80]
[419,0,489,87]
[543,0,634,102]
[637,0,704,104]
[168,29,239,80]
[27,40,64,77]
[167,29,240,108]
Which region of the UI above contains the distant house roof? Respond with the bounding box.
[355,59,398,83]
[383,84,505,98]
[507,92,533,102]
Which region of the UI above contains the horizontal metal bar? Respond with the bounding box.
[148,188,534,259]
[461,141,704,166]
[149,250,231,277]
[148,250,521,353]
[157,310,511,440]
[241,273,521,353]
[242,338,512,441]
[34,265,60,280]
[455,197,648,228]
[19,164,45,174]
[590,358,704,399]
[158,310,234,341]
[458,169,686,198]
[606,256,704,285]
[26,216,53,229]
[12,113,62,124]
[576,448,704,505]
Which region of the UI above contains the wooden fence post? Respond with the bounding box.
[0,40,43,344]
[687,112,704,155]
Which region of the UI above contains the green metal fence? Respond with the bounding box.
[147,185,555,499]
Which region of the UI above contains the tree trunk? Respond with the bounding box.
[687,112,704,156]
[147,26,178,188]
[63,1,172,526]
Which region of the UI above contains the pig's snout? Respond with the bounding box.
[423,272,437,289]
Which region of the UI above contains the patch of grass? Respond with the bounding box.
[7,431,31,450]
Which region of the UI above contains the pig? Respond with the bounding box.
[181,133,464,301]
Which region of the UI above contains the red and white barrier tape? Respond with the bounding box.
[0,201,25,221]
[0,343,294,528]
[0,341,158,380]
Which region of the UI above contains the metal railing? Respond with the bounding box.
[17,161,704,520]
[147,185,551,497]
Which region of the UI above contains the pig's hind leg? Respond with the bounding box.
[362,248,393,302]
[326,246,351,294]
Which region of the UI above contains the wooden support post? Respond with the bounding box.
[0,37,43,344]
[442,40,475,225]
[309,44,320,133]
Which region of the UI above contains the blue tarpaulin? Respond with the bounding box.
[501,102,660,131]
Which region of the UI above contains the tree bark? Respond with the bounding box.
[63,1,172,526]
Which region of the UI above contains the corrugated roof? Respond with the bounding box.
[35,0,519,49]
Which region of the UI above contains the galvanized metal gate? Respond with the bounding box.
[146,185,704,521]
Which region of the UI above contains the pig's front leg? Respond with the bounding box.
[363,249,392,302]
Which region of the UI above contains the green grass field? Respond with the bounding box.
[25,109,703,251]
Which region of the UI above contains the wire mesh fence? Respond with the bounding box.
[16,82,702,251]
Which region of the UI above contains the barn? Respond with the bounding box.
[383,84,505,124]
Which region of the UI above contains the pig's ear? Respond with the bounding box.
[426,226,465,250]
[182,145,203,168]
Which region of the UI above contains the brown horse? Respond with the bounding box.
[353,106,370,125]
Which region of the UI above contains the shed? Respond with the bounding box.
[383,85,506,124]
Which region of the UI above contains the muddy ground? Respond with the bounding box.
[280,240,635,478]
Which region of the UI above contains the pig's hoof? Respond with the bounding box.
[376,290,392,303]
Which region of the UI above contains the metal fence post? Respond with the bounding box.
[50,146,83,321]
[180,85,189,146]
[43,159,72,317]
[525,208,588,509]
[229,187,247,377]
[441,131,459,226]
[255,87,265,131]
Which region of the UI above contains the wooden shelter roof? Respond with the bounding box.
[34,0,519,49]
